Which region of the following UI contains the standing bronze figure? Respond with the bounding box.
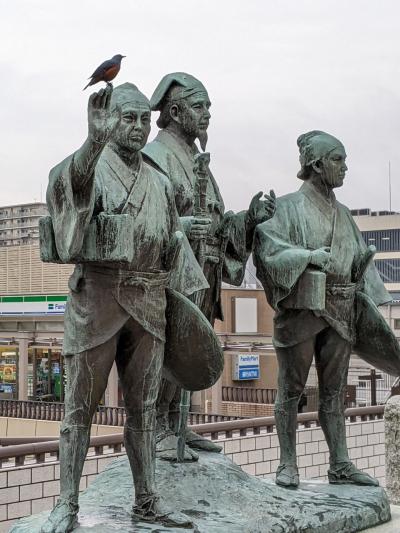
[39,83,210,532]
[253,130,399,488]
[143,72,276,461]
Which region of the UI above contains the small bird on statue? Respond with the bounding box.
[83,54,126,90]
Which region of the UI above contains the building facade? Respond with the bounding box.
[0,203,48,247]
[352,208,400,294]
[0,206,400,411]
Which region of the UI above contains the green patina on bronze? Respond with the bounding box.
[253,130,400,489]
[142,72,276,462]
[38,81,223,532]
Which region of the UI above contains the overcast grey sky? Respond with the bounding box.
[1,0,400,212]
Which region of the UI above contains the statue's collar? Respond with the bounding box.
[156,129,197,159]
[102,145,143,192]
[300,180,336,213]
[153,130,198,186]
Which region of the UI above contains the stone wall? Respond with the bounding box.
[0,453,124,532]
[0,417,385,530]
[220,418,386,485]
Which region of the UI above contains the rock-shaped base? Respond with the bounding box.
[11,451,391,532]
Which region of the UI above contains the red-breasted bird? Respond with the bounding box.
[83,54,126,90]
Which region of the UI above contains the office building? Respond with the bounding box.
[0,203,48,247]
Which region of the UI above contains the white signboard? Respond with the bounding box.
[232,353,260,380]
[0,298,66,316]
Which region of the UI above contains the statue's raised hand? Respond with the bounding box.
[87,86,121,144]
[247,190,276,228]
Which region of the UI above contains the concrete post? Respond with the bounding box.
[191,390,206,412]
[18,337,29,401]
[385,395,400,503]
[105,362,119,407]
[211,376,222,414]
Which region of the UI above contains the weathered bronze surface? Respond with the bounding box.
[12,452,391,532]
[38,82,217,532]
[253,130,397,489]
[143,72,275,461]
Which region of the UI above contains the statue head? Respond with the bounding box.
[109,82,151,153]
[297,130,347,189]
[150,72,211,150]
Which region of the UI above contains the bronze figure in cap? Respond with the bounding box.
[253,130,397,488]
[143,72,276,461]
[39,82,211,531]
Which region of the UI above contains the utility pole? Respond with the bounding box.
[359,369,379,406]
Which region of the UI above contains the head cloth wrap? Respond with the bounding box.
[297,130,344,180]
[110,82,150,111]
[150,72,208,111]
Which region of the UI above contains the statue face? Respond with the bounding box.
[173,94,211,138]
[320,145,348,188]
[113,104,151,152]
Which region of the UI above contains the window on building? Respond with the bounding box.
[394,319,400,330]
[361,229,400,252]
[375,259,400,283]
[232,297,258,333]
[0,347,18,399]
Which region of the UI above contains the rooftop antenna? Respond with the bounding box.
[389,160,392,212]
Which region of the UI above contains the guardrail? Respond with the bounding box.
[191,404,385,440]
[0,434,124,468]
[0,405,384,469]
[0,400,244,426]
[222,386,277,404]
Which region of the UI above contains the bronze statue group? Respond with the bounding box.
[39,72,400,533]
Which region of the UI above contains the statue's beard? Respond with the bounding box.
[198,131,208,152]
[179,107,208,151]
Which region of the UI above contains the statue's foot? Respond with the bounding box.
[156,432,198,462]
[275,463,299,488]
[185,429,222,453]
[328,461,379,486]
[132,495,194,528]
[40,498,79,533]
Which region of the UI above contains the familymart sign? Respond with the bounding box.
[0,295,67,316]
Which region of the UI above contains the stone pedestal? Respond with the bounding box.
[11,451,391,533]
[385,395,400,504]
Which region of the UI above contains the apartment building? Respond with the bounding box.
[0,203,48,247]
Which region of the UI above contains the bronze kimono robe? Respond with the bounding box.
[142,129,251,323]
[253,181,390,348]
[47,146,208,355]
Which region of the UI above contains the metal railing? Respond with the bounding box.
[0,434,124,468]
[191,404,385,440]
[0,405,384,469]
[222,386,277,404]
[0,400,244,426]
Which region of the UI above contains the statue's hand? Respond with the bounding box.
[189,216,212,241]
[309,247,331,271]
[87,86,121,144]
[247,190,276,227]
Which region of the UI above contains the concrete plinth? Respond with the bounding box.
[11,452,390,533]
[385,395,400,504]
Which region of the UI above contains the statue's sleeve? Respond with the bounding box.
[344,208,391,306]
[46,154,96,262]
[164,179,209,296]
[220,210,251,286]
[253,199,312,309]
